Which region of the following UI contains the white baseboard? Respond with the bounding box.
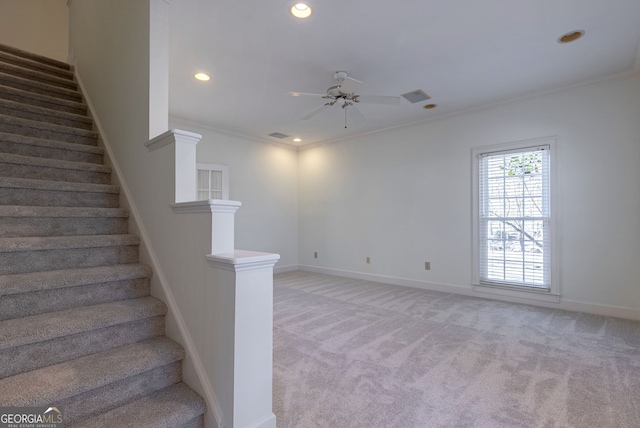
[273,264,298,274]
[74,68,224,427]
[296,265,640,321]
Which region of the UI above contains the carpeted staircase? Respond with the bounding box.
[0,44,206,427]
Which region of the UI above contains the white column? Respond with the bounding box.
[171,199,242,254]
[145,128,201,203]
[149,0,169,138]
[207,250,280,428]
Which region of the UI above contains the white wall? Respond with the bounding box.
[298,74,640,317]
[0,0,68,62]
[170,118,299,270]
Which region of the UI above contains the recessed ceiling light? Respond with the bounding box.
[290,2,312,19]
[423,104,437,110]
[194,72,210,81]
[557,30,584,44]
[293,138,302,142]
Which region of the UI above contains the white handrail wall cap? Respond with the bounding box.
[171,199,242,214]
[207,250,280,272]
[145,128,202,151]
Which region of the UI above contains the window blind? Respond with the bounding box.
[478,145,551,289]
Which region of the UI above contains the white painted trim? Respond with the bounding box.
[171,199,241,214]
[471,136,559,301]
[472,284,560,303]
[207,250,280,272]
[145,128,201,151]
[74,68,224,427]
[295,265,640,321]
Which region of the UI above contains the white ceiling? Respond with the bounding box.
[168,0,640,147]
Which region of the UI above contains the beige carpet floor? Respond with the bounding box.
[273,271,640,428]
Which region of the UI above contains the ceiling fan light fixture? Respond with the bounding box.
[194,72,210,81]
[291,2,312,19]
[557,30,585,44]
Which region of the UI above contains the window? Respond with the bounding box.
[472,138,557,300]
[197,163,229,200]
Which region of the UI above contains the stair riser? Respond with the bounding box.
[0,88,86,115]
[0,245,139,274]
[0,188,119,208]
[0,121,97,146]
[0,278,150,321]
[0,103,93,130]
[62,362,182,425]
[0,52,73,80]
[0,140,103,164]
[0,216,128,237]
[0,162,110,184]
[0,316,164,379]
[0,62,77,90]
[0,73,82,102]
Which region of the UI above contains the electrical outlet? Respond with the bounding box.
[366,257,370,264]
[425,261,431,270]
[314,252,318,259]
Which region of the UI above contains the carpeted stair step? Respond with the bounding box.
[0,43,71,73]
[0,297,164,351]
[0,337,185,424]
[0,234,140,274]
[0,113,97,145]
[0,132,103,163]
[0,152,109,183]
[69,382,206,428]
[0,264,151,321]
[0,153,110,184]
[0,71,82,102]
[0,206,128,237]
[0,264,151,297]
[0,84,86,115]
[0,297,165,377]
[0,316,165,380]
[0,177,119,207]
[0,49,72,81]
[0,98,93,130]
[0,59,77,90]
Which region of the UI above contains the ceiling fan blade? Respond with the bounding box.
[289,91,326,97]
[338,77,363,95]
[346,104,366,124]
[356,94,402,105]
[300,104,331,120]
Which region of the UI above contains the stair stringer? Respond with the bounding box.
[73,69,223,428]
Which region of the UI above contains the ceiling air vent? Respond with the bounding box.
[268,132,290,139]
[401,89,431,104]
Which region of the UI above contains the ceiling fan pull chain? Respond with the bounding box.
[344,107,348,128]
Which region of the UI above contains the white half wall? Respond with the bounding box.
[298,74,640,316]
[169,118,299,270]
[0,0,68,61]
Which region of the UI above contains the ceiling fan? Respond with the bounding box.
[289,71,402,127]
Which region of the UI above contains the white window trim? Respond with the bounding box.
[197,163,229,200]
[471,136,560,303]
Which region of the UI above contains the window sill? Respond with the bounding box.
[472,283,560,303]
